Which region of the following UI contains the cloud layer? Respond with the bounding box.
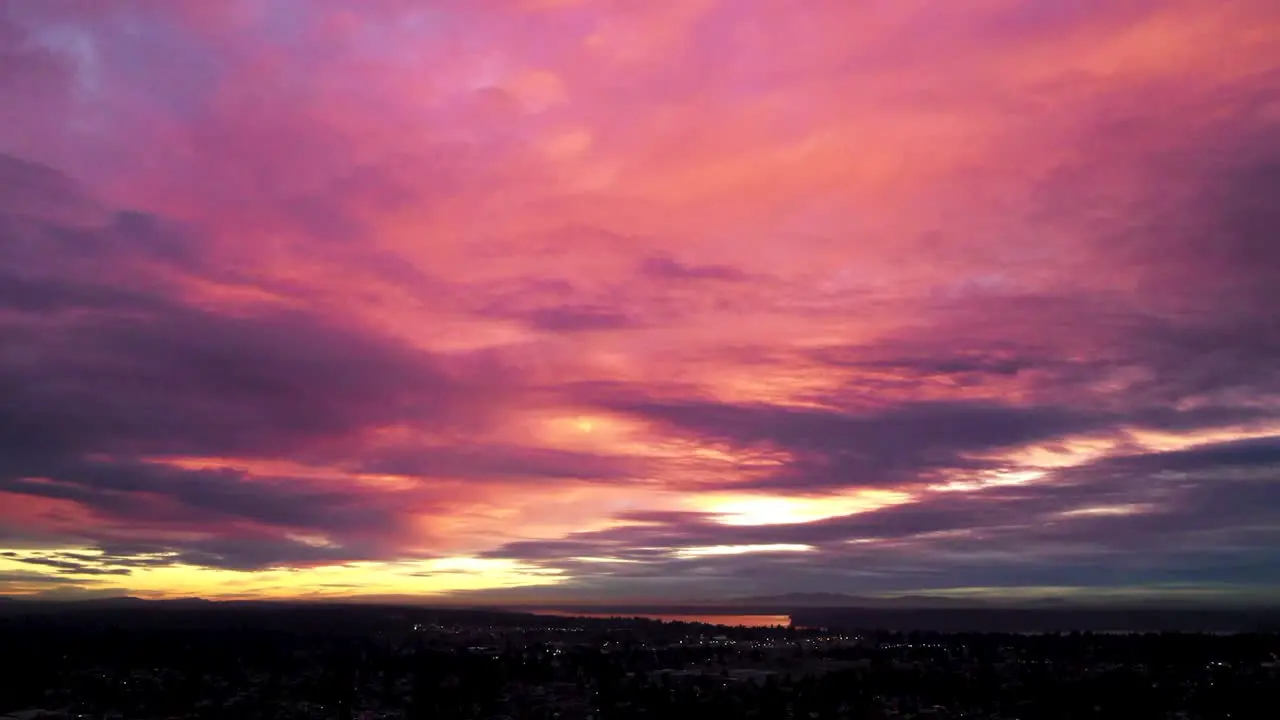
[1,0,1279,603]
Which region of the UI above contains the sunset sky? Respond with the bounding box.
[2,0,1279,605]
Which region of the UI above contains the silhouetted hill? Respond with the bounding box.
[0,598,562,635]
[3,596,1276,633]
[789,606,1280,633]
[731,593,976,608]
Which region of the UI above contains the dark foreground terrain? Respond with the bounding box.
[0,600,1277,719]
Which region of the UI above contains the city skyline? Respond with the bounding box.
[2,0,1279,604]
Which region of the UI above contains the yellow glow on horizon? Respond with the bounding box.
[0,551,565,600]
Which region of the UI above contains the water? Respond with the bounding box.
[531,610,791,628]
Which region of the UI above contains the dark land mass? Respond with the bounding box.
[786,607,1280,634]
[3,596,1278,633]
[731,593,977,608]
[0,597,556,635]
[524,604,1280,633]
[2,598,1278,719]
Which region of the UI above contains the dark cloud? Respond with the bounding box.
[813,347,1042,379]
[482,524,1280,600]
[639,255,748,282]
[0,461,402,534]
[1097,435,1280,475]
[0,154,505,470]
[0,153,101,221]
[11,557,133,577]
[0,571,87,587]
[601,398,1103,490]
[1039,130,1280,407]
[659,146,1280,491]
[0,152,522,571]
[57,551,176,569]
[157,535,392,572]
[481,431,1280,596]
[0,15,77,156]
[0,269,164,314]
[615,399,1095,454]
[1154,151,1280,315]
[16,534,405,575]
[9,556,110,573]
[0,304,471,464]
[0,469,415,571]
[518,304,638,332]
[791,138,1280,447]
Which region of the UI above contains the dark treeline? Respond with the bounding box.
[2,607,1277,719]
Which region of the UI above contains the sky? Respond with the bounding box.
[1,0,1279,605]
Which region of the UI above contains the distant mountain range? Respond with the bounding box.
[0,596,242,611]
[726,592,1280,611]
[4,596,201,604]
[728,593,977,608]
[3,594,1276,632]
